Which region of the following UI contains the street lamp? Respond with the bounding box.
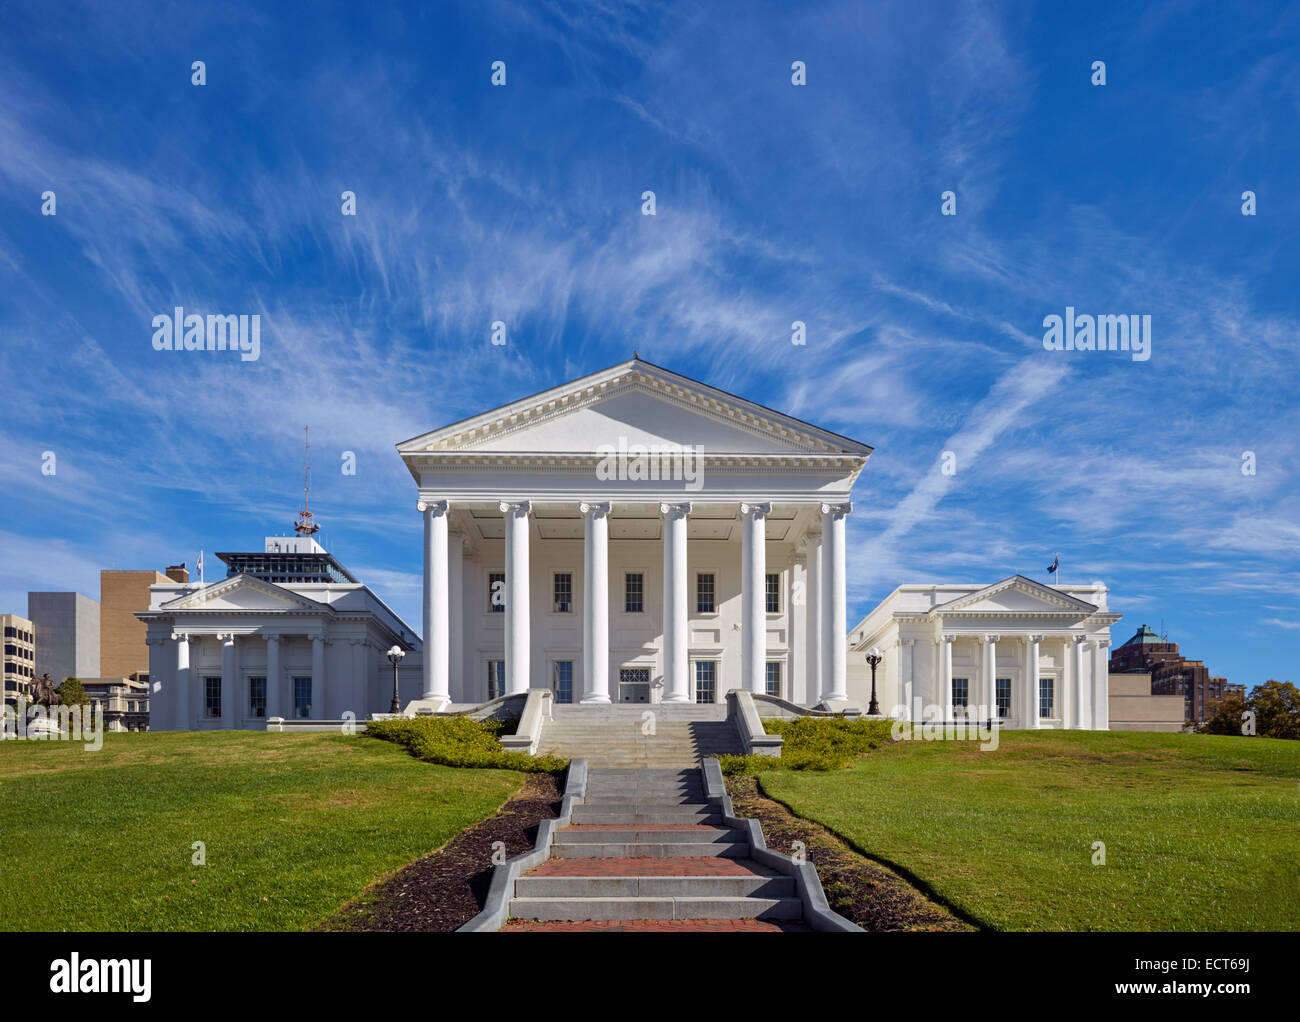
[387,645,406,713]
[864,646,883,717]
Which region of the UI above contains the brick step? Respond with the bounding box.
[509,895,802,922]
[551,841,749,858]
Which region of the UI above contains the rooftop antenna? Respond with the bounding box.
[294,425,320,536]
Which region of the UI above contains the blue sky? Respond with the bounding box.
[1,1,1296,687]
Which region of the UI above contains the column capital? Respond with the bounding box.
[1072,634,1088,645]
[901,637,915,647]
[264,632,281,644]
[417,499,449,515]
[218,633,236,644]
[311,634,327,646]
[983,633,1001,643]
[739,501,772,517]
[1092,638,1111,649]
[941,633,956,644]
[579,500,611,517]
[820,501,852,517]
[659,501,693,516]
[169,632,191,644]
[1028,634,1043,643]
[499,500,532,516]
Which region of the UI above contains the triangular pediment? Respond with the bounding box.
[161,575,331,614]
[933,576,1099,616]
[397,359,872,459]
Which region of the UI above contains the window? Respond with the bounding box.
[487,660,506,700]
[765,572,781,614]
[625,572,644,613]
[488,572,506,613]
[249,676,267,718]
[996,677,1011,719]
[553,573,573,614]
[952,677,969,716]
[765,661,782,699]
[204,676,221,718]
[695,661,716,704]
[696,573,716,613]
[293,677,312,719]
[553,661,573,704]
[1039,676,1055,719]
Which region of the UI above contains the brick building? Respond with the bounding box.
[1109,624,1244,723]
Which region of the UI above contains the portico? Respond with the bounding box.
[398,358,873,712]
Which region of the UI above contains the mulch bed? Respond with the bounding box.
[323,770,563,932]
[726,775,975,932]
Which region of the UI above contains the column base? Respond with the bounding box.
[661,693,691,703]
[580,694,611,705]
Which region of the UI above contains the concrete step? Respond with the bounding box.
[582,797,711,808]
[509,895,802,921]
[515,873,795,899]
[571,808,720,825]
[550,841,750,859]
[556,827,742,845]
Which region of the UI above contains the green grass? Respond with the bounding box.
[0,731,523,931]
[757,729,1300,931]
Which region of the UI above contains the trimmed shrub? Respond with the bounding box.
[366,715,568,772]
[719,716,895,775]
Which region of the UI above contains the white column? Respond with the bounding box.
[580,502,611,703]
[450,532,465,701]
[1092,639,1110,730]
[791,554,807,704]
[311,634,326,718]
[1026,635,1042,728]
[740,502,771,694]
[900,638,915,722]
[501,501,532,694]
[1071,635,1087,729]
[220,634,236,727]
[660,502,692,702]
[419,500,451,702]
[941,635,954,720]
[819,502,851,703]
[172,633,190,731]
[984,634,1000,723]
[265,634,282,720]
[350,639,368,720]
[804,530,822,707]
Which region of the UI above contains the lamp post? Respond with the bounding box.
[387,645,406,713]
[864,646,883,717]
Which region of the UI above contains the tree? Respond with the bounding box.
[1250,680,1300,741]
[55,677,91,710]
[1194,691,1250,736]
[1194,680,1300,740]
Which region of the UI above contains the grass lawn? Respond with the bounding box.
[0,731,522,931]
[758,730,1300,931]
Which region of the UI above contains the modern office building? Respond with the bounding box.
[27,592,100,684]
[2,613,37,707]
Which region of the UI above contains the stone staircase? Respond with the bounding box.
[506,768,805,930]
[535,704,745,769]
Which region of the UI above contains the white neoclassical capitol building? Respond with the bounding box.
[142,357,1119,730]
[398,357,869,712]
